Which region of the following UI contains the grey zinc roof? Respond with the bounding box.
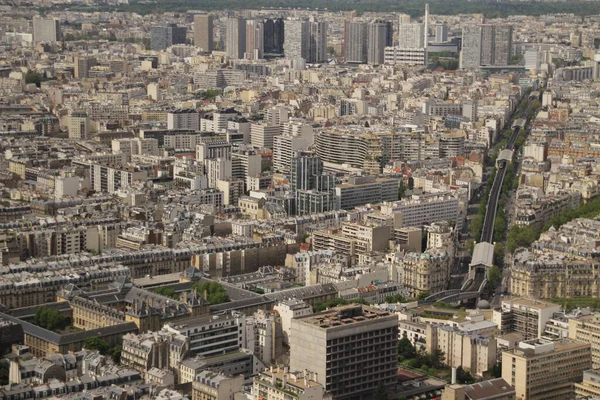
[471,242,495,268]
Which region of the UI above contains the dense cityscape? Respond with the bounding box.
[1,0,600,399]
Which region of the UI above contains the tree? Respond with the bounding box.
[34,307,70,332]
[398,181,407,200]
[83,336,109,354]
[192,281,230,305]
[466,239,476,256]
[398,335,416,361]
[373,381,387,400]
[385,294,406,303]
[417,292,430,301]
[490,362,502,378]
[488,265,502,289]
[108,345,122,364]
[493,243,505,268]
[0,360,8,385]
[430,349,445,369]
[456,367,475,384]
[154,287,179,299]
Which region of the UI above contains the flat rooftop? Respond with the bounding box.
[503,297,559,310]
[297,304,394,329]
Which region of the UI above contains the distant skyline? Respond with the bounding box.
[41,0,600,18]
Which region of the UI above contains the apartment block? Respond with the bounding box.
[493,298,560,340]
[335,175,400,210]
[502,339,591,400]
[568,314,600,369]
[253,369,329,400]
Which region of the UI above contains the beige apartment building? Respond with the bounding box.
[568,314,600,369]
[502,339,591,400]
[493,298,560,340]
[426,323,497,377]
[253,369,330,400]
[575,369,600,399]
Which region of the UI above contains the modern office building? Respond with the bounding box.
[245,19,264,60]
[193,13,214,52]
[290,304,398,399]
[32,18,61,43]
[263,18,284,55]
[226,17,246,59]
[308,18,328,63]
[344,20,367,63]
[150,24,187,51]
[461,24,513,69]
[502,339,591,400]
[367,20,388,65]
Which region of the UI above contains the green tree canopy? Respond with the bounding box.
[34,307,70,332]
[83,336,109,354]
[192,281,230,305]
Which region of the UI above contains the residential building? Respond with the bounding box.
[291,151,336,216]
[74,56,96,79]
[334,175,399,210]
[69,111,90,140]
[575,369,600,400]
[253,369,330,400]
[493,298,560,340]
[367,20,388,65]
[502,339,591,400]
[226,17,246,59]
[442,378,515,400]
[32,18,61,43]
[461,24,513,69]
[569,314,600,369]
[192,371,243,400]
[398,23,424,49]
[273,299,313,345]
[344,20,367,63]
[168,109,200,131]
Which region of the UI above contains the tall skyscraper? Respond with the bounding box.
[193,13,213,53]
[367,19,388,65]
[398,23,424,48]
[245,19,264,60]
[284,19,309,61]
[344,20,367,63]
[150,24,187,51]
[308,18,328,63]
[226,17,246,59]
[460,24,513,69]
[32,18,61,43]
[263,18,284,55]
